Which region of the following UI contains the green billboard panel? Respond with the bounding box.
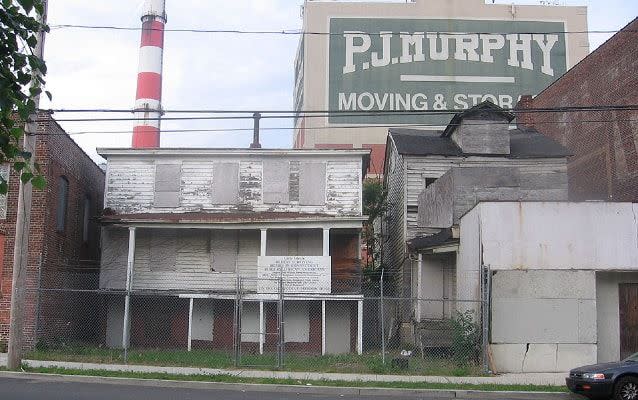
[328,18,567,125]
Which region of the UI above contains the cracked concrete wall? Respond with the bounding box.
[458,202,638,373]
[490,269,597,372]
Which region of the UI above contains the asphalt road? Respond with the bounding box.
[0,374,571,400]
[0,376,404,400]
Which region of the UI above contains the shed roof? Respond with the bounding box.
[389,126,571,159]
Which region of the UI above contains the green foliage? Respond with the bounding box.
[0,0,49,193]
[362,178,388,283]
[450,310,481,366]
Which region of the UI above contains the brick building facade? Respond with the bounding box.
[0,112,105,349]
[518,18,638,201]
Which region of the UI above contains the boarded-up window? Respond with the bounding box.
[82,195,91,243]
[0,164,9,219]
[299,163,326,205]
[210,230,238,272]
[149,230,178,271]
[56,176,69,232]
[212,163,239,204]
[263,160,290,204]
[154,164,181,208]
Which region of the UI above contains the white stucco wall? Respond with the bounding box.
[476,202,638,270]
[458,202,638,372]
[457,205,482,310]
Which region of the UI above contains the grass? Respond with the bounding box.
[26,346,485,376]
[2,366,569,393]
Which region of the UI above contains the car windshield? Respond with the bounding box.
[623,353,638,362]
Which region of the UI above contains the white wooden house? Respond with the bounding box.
[98,148,369,355]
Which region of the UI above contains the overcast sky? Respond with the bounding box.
[39,0,637,163]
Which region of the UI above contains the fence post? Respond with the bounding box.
[278,275,284,369]
[234,275,241,368]
[481,264,491,374]
[380,269,385,365]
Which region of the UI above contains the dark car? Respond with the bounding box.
[566,352,638,400]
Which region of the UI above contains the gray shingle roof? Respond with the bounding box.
[389,126,571,159]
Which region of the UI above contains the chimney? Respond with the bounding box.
[132,0,166,148]
[250,112,262,149]
[515,95,535,129]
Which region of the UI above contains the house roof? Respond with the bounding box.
[389,126,571,159]
[406,229,455,251]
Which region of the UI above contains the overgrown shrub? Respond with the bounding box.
[450,310,481,366]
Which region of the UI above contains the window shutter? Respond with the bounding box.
[154,163,181,207]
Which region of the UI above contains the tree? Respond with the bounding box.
[0,0,49,193]
[362,178,387,283]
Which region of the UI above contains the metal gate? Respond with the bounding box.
[234,276,285,368]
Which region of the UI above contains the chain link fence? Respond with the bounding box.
[28,266,488,376]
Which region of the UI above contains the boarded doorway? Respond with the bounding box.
[619,284,638,359]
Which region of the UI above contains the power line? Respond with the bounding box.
[36,104,638,123]
[34,118,638,136]
[43,104,638,114]
[48,24,634,36]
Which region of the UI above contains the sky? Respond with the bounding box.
[38,0,638,163]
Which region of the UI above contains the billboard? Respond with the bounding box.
[328,18,567,125]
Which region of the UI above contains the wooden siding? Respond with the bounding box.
[99,228,260,292]
[105,156,362,216]
[381,140,408,295]
[405,156,568,239]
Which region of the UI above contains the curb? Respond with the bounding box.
[0,371,581,400]
[19,358,568,386]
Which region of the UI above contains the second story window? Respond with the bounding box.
[154,163,181,208]
[211,163,239,205]
[82,195,91,243]
[263,160,290,204]
[299,162,326,206]
[56,176,69,232]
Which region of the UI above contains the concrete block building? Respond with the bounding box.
[459,202,638,371]
[98,147,369,355]
[0,112,105,349]
[381,102,638,372]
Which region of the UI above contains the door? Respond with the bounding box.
[619,284,638,359]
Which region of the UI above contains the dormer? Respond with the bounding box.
[442,101,515,156]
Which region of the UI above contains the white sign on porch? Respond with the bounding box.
[257,256,331,294]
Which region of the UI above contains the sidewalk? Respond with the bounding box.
[0,354,568,386]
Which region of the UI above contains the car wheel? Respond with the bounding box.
[615,377,638,400]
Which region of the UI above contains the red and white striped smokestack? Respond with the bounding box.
[132,0,166,148]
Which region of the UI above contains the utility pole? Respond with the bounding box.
[7,0,48,370]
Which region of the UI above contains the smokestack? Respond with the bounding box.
[132,0,166,148]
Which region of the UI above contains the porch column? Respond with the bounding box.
[357,300,363,355]
[187,298,194,351]
[417,253,423,323]
[322,228,330,256]
[259,301,264,355]
[260,228,267,256]
[122,227,136,354]
[321,300,326,355]
[260,229,267,354]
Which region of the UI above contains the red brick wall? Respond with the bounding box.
[519,18,638,201]
[0,112,105,349]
